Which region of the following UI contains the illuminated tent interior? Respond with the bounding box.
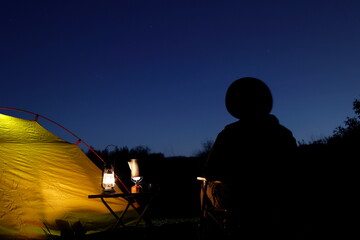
[0,111,138,239]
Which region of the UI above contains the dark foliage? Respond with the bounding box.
[294,98,359,238]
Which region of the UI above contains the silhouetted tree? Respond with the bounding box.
[194,139,213,159]
[325,98,360,147]
[296,97,359,238]
[129,145,151,159]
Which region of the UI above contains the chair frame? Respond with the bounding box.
[197,177,232,239]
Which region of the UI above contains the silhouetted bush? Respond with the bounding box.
[294,97,359,237]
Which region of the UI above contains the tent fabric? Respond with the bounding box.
[0,113,138,239]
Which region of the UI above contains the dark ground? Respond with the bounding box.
[85,219,200,240]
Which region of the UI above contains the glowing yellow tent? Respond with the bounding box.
[0,112,138,239]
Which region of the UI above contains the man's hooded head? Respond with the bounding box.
[225,77,273,119]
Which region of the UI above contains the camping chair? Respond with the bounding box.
[197,177,233,240]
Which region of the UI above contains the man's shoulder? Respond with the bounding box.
[223,120,241,130]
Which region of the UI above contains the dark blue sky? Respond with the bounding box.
[1,0,360,156]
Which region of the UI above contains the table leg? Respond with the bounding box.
[100,197,126,228]
[135,196,154,226]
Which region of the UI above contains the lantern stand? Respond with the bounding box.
[128,158,143,193]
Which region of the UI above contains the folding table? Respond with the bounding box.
[88,192,154,229]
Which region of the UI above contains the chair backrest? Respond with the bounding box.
[197,177,232,239]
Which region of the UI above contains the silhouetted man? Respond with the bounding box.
[204,77,297,238]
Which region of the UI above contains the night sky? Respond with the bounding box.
[1,0,360,157]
